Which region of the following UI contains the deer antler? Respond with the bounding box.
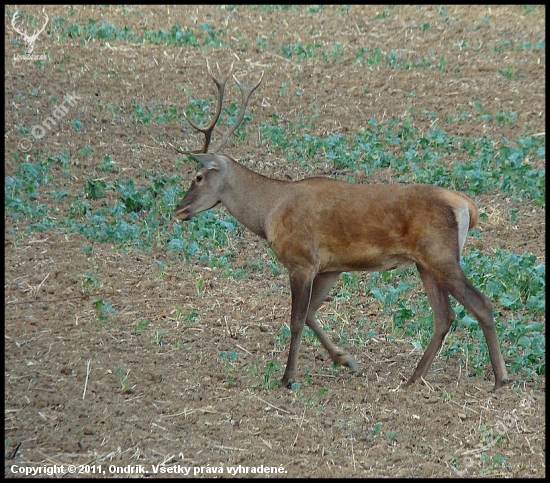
[212,70,264,153]
[183,60,233,154]
[177,60,263,155]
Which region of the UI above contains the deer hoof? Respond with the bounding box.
[492,378,509,392]
[335,354,358,372]
[279,377,293,389]
[403,375,417,387]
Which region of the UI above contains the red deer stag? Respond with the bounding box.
[174,62,509,392]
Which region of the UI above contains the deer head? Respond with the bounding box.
[174,61,263,220]
[11,9,49,54]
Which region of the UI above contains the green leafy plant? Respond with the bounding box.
[134,318,150,334]
[365,422,383,442]
[275,324,291,350]
[81,270,101,295]
[115,367,132,391]
[154,329,166,346]
[93,299,115,324]
[262,361,281,389]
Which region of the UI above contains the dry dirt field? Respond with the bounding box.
[4,5,545,478]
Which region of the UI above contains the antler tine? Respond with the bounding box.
[40,9,49,30]
[11,11,22,32]
[183,60,234,154]
[213,70,264,153]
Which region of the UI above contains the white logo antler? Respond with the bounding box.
[11,9,49,54]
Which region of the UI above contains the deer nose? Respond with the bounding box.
[174,205,191,221]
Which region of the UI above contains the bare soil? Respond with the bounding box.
[5,5,545,478]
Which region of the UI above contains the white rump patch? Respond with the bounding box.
[456,204,470,253]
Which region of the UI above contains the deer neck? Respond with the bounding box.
[219,157,284,239]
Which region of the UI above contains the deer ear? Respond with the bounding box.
[189,153,226,171]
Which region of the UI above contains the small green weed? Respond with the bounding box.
[375,6,393,19]
[498,66,514,80]
[219,350,239,366]
[81,270,101,295]
[480,453,509,475]
[275,324,291,350]
[84,179,107,200]
[154,329,166,346]
[184,310,199,324]
[198,22,224,47]
[93,299,115,324]
[261,361,281,389]
[115,367,132,391]
[134,318,150,334]
[365,422,383,442]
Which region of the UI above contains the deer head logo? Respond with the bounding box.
[11,9,49,54]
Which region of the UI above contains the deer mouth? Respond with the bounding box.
[174,205,192,221]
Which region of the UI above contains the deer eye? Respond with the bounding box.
[195,173,203,183]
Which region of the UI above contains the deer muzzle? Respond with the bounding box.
[174,204,192,221]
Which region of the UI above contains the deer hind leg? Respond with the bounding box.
[443,269,509,392]
[406,263,455,387]
[305,272,358,371]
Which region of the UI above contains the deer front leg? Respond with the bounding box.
[306,272,357,371]
[280,271,314,388]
